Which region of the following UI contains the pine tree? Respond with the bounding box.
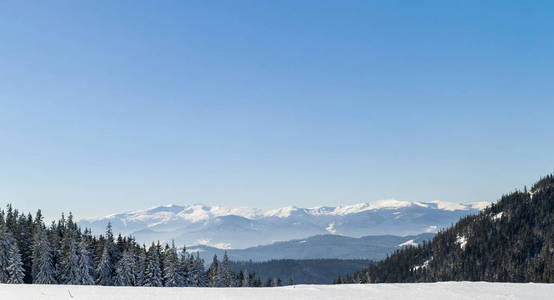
[114,249,134,286]
[6,241,25,284]
[95,223,115,286]
[59,222,80,284]
[178,246,191,286]
[0,227,13,282]
[135,246,147,286]
[96,244,113,285]
[31,225,57,284]
[220,251,234,287]
[77,238,94,285]
[0,226,24,284]
[143,242,162,287]
[242,269,249,287]
[206,254,220,287]
[192,252,205,287]
[163,241,181,287]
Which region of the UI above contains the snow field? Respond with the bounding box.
[0,282,552,300]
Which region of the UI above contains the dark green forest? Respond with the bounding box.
[231,259,374,284]
[339,175,554,283]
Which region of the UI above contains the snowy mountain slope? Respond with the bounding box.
[0,282,550,300]
[78,200,487,248]
[188,233,435,262]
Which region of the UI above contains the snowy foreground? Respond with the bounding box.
[1,282,552,300]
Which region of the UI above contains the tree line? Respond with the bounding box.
[0,206,284,287]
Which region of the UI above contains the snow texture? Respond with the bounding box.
[398,239,418,247]
[413,258,431,271]
[456,235,468,250]
[492,212,503,221]
[0,282,551,300]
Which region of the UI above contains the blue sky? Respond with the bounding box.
[1,1,553,220]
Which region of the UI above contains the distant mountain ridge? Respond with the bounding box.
[78,200,486,249]
[188,233,435,263]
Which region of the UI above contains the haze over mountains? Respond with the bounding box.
[189,233,435,263]
[78,200,487,249]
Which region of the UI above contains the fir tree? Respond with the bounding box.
[220,251,235,287]
[163,241,181,287]
[31,225,57,284]
[192,252,206,287]
[178,246,191,286]
[6,241,25,284]
[114,249,134,286]
[242,269,249,287]
[0,226,13,283]
[135,246,147,286]
[96,244,113,285]
[77,238,94,285]
[143,242,162,287]
[59,221,80,284]
[206,254,220,287]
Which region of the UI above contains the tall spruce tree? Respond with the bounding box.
[163,241,181,287]
[96,243,114,285]
[59,217,80,284]
[6,240,25,284]
[31,224,57,284]
[135,245,147,286]
[114,249,134,286]
[194,252,206,287]
[178,246,191,286]
[206,254,221,287]
[143,242,163,287]
[220,251,235,287]
[77,237,94,285]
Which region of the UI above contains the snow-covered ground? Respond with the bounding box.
[0,282,551,300]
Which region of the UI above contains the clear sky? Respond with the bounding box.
[1,1,553,221]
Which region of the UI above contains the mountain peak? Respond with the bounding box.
[78,200,487,248]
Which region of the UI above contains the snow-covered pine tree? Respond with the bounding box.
[135,245,147,286]
[185,252,196,286]
[59,220,80,284]
[77,237,94,285]
[50,213,66,283]
[242,269,249,287]
[157,242,164,286]
[0,226,12,283]
[6,240,25,284]
[114,248,134,286]
[0,227,13,282]
[16,213,34,283]
[31,225,57,284]
[143,242,163,287]
[0,226,25,284]
[220,251,235,287]
[206,254,221,287]
[96,223,116,286]
[193,252,206,287]
[178,246,190,286]
[96,244,114,285]
[163,241,181,287]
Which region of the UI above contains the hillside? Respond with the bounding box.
[340,175,554,283]
[189,233,434,262]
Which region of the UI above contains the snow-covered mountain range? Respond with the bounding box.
[78,200,488,249]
